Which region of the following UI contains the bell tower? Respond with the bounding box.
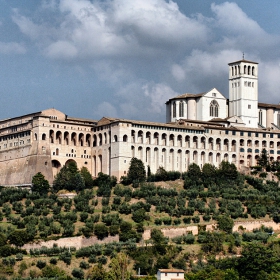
[228,58,258,128]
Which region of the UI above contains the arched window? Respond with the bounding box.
[179,101,184,117]
[252,66,255,76]
[172,102,176,118]
[259,110,263,125]
[210,100,219,117]
[244,65,247,74]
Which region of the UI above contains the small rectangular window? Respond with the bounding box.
[248,105,251,109]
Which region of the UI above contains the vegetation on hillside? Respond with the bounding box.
[0,157,280,278]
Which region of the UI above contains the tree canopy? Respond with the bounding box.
[127,158,146,183]
[32,172,50,195]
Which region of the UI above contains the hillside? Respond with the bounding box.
[1,161,280,279]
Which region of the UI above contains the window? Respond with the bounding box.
[210,100,219,117]
[172,102,176,118]
[212,92,216,97]
[259,110,263,125]
[240,132,244,136]
[179,101,184,117]
[248,105,251,109]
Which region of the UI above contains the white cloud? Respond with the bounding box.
[143,83,177,114]
[95,101,118,118]
[0,42,26,54]
[171,64,185,81]
[46,40,77,59]
[9,1,280,121]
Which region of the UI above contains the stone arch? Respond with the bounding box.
[79,133,84,146]
[86,134,91,147]
[162,148,166,167]
[98,133,102,146]
[208,137,214,150]
[193,150,198,164]
[185,135,190,148]
[146,132,151,144]
[216,138,221,150]
[201,151,205,166]
[42,133,46,141]
[123,135,128,142]
[138,146,143,161]
[131,130,135,143]
[169,134,175,146]
[162,133,167,146]
[177,135,182,147]
[185,150,190,169]
[64,131,69,145]
[154,132,159,145]
[146,147,151,164]
[201,137,206,149]
[93,135,97,147]
[138,131,143,143]
[216,153,221,164]
[114,135,118,142]
[170,148,174,169]
[193,136,198,149]
[71,132,77,146]
[209,152,213,163]
[231,140,236,152]
[49,130,54,143]
[223,139,229,151]
[51,160,61,177]
[56,131,62,145]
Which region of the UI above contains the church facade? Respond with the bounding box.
[1,59,280,186]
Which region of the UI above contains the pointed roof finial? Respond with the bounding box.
[243,52,245,60]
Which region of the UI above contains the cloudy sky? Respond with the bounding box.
[1,0,280,122]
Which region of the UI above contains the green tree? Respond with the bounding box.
[32,172,50,195]
[94,223,108,240]
[258,149,269,169]
[81,166,94,188]
[8,230,28,247]
[202,163,217,185]
[107,253,131,280]
[150,228,168,255]
[41,265,66,278]
[53,161,81,192]
[127,157,146,183]
[155,166,168,181]
[217,215,234,234]
[87,264,107,280]
[219,161,238,181]
[184,163,201,188]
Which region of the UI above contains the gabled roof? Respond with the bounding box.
[166,88,225,103]
[158,269,184,273]
[228,59,258,65]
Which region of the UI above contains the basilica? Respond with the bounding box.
[1,58,280,186]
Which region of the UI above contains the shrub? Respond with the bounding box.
[49,258,57,265]
[72,268,85,279]
[36,260,46,269]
